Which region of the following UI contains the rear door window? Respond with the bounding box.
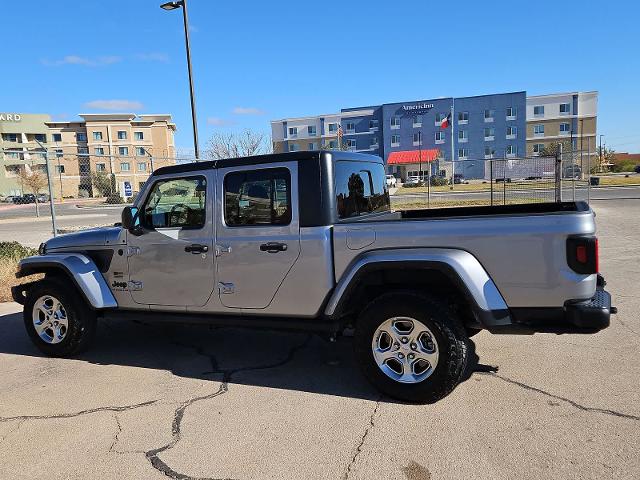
[334,160,390,219]
[224,167,291,226]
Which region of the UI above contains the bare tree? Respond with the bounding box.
[17,165,48,217]
[205,129,271,160]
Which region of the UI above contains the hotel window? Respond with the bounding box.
[96,163,106,172]
[94,147,104,155]
[328,140,338,148]
[484,109,494,121]
[2,133,18,142]
[328,123,338,133]
[484,147,495,158]
[390,116,401,129]
[345,121,355,134]
[533,143,545,154]
[117,131,127,140]
[308,125,317,136]
[78,146,89,155]
[560,123,571,134]
[5,149,20,159]
[506,145,517,157]
[289,143,299,152]
[119,146,129,156]
[55,149,63,158]
[34,134,47,143]
[458,148,468,159]
[55,165,65,174]
[77,132,87,142]
[534,124,545,136]
[52,133,62,142]
[559,103,571,114]
[134,131,144,140]
[484,127,495,140]
[458,111,469,124]
[288,127,298,137]
[506,126,517,139]
[93,131,103,141]
[136,147,146,156]
[308,142,318,150]
[346,139,357,151]
[413,115,423,127]
[120,162,131,172]
[370,137,379,147]
[137,162,147,172]
[533,105,544,116]
[458,130,468,142]
[413,132,422,145]
[391,134,400,146]
[435,131,445,143]
[506,106,517,119]
[369,119,379,130]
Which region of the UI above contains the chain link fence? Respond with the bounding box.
[390,150,594,210]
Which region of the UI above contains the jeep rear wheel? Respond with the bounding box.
[354,292,468,403]
[23,278,97,357]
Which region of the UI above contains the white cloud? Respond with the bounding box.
[42,55,122,67]
[83,100,144,111]
[232,107,265,115]
[207,117,234,126]
[134,52,169,63]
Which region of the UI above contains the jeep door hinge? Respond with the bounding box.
[126,246,140,257]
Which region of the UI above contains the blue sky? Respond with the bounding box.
[3,0,639,154]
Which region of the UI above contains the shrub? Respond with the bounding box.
[0,241,37,260]
[430,176,448,186]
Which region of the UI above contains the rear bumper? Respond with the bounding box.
[490,278,615,334]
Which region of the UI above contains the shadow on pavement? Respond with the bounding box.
[0,310,484,402]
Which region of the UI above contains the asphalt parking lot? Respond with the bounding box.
[0,199,638,480]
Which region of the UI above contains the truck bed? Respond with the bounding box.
[332,201,596,309]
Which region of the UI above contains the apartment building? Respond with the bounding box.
[271,90,598,180]
[526,91,598,158]
[271,91,527,180]
[0,113,176,198]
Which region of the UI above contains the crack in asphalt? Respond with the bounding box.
[343,398,381,480]
[109,413,122,454]
[481,372,640,421]
[144,334,313,480]
[0,399,160,424]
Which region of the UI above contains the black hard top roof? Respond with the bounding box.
[153,150,383,176]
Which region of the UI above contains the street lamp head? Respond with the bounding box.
[160,1,183,10]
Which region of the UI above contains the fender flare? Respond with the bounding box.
[324,248,511,327]
[16,253,118,309]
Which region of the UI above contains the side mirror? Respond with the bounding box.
[121,206,142,234]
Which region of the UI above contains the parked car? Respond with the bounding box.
[12,151,614,403]
[563,164,582,179]
[634,165,640,174]
[385,175,397,188]
[13,194,36,204]
[3,195,17,203]
[404,175,423,186]
[453,173,465,185]
[37,193,49,203]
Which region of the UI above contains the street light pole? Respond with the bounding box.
[161,0,200,160]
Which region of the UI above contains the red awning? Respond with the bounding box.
[387,149,440,165]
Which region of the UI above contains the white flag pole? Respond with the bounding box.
[451,99,455,188]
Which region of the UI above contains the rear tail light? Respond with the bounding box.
[566,236,598,274]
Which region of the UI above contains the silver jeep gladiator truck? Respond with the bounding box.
[12,151,615,403]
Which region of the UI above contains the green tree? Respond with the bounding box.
[91,171,115,197]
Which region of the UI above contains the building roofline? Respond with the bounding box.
[270,113,341,123]
[526,91,598,99]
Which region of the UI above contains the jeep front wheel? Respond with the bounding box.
[354,292,468,403]
[24,278,97,357]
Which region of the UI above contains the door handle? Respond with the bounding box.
[260,242,288,253]
[185,244,209,254]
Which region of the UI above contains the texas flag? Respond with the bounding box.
[440,112,451,129]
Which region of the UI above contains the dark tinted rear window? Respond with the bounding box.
[334,160,390,219]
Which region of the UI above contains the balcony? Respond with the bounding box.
[506,133,517,140]
[435,138,445,145]
[484,116,494,123]
[484,135,495,141]
[506,115,517,121]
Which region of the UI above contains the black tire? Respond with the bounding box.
[23,277,97,357]
[354,291,469,403]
